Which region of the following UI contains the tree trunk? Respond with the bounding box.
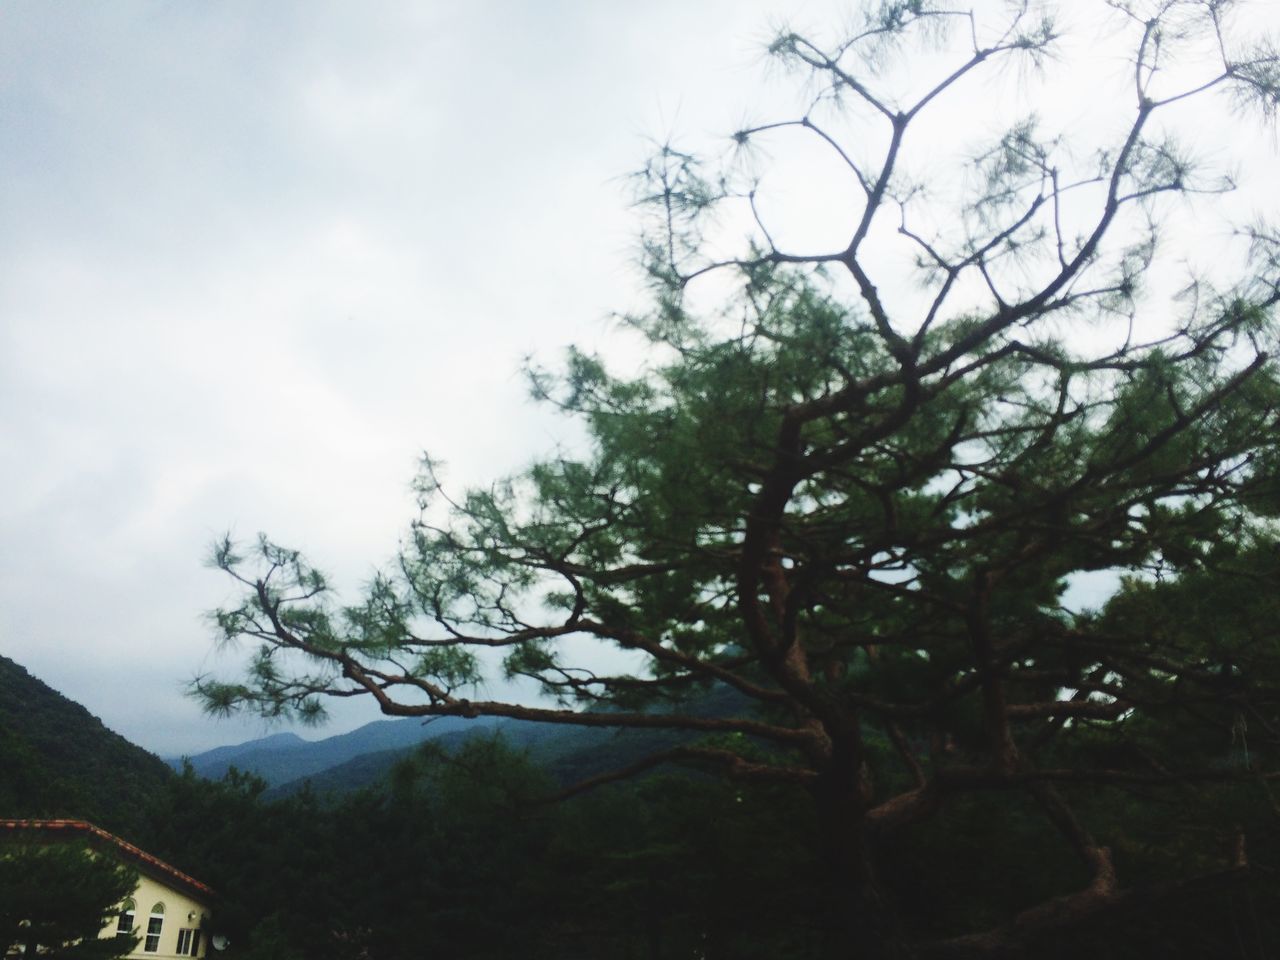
[811,759,908,960]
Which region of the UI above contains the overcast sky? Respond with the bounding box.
[3,1,1276,757]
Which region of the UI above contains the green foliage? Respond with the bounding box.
[548,773,827,959]
[0,841,138,960]
[145,731,836,959]
[153,699,1280,958]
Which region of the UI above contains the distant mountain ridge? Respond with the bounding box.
[180,685,751,799]
[171,715,503,787]
[172,730,307,778]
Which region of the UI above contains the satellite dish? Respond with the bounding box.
[211,935,230,952]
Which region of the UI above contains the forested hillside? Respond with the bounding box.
[0,655,172,837]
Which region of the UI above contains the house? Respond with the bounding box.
[0,819,216,959]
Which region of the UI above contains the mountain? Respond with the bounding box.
[257,718,680,799]
[258,719,552,798]
[174,715,503,787]
[0,649,747,835]
[0,654,173,836]
[180,684,755,799]
[256,684,754,798]
[171,730,308,780]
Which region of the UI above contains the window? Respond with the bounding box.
[176,929,202,956]
[144,903,165,953]
[116,899,136,939]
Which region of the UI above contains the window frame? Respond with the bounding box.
[144,903,165,954]
[176,928,202,956]
[116,898,136,939]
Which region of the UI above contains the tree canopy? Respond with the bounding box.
[199,1,1280,956]
[0,841,138,960]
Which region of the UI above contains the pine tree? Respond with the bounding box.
[198,2,1280,955]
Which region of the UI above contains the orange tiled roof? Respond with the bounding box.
[0,819,215,900]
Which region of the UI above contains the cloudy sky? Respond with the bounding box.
[2,1,1275,756]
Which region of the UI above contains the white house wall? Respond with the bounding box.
[99,872,211,960]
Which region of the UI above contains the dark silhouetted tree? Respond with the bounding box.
[0,841,138,960]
